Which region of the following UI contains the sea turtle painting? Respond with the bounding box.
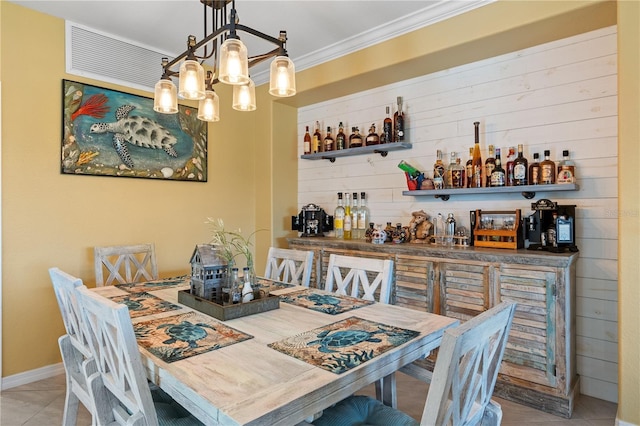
[306,293,342,307]
[121,296,148,313]
[89,105,178,168]
[157,320,215,349]
[307,329,382,353]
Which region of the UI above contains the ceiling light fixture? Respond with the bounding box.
[153,0,296,122]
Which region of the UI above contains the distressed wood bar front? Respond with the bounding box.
[288,237,579,418]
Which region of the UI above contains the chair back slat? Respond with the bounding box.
[94,243,158,286]
[264,247,314,287]
[324,254,393,303]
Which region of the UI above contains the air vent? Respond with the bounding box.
[66,21,174,93]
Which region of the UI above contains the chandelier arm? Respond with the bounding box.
[247,47,281,68]
[234,24,284,50]
[162,25,230,72]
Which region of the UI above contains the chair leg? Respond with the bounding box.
[62,384,80,426]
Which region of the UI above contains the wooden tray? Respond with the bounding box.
[178,290,279,321]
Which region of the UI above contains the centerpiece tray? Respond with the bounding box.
[178,290,279,321]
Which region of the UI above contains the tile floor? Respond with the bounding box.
[1,372,618,425]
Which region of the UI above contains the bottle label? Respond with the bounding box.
[451,170,464,188]
[344,216,352,232]
[557,166,575,184]
[357,214,366,230]
[490,170,505,186]
[531,166,540,184]
[514,164,526,180]
[541,165,555,183]
[334,218,343,230]
[485,163,495,179]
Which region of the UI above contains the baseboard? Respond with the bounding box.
[616,414,638,426]
[1,363,65,391]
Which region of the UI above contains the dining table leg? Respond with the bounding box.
[376,373,398,408]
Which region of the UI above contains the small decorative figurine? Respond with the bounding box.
[408,210,432,243]
[372,224,387,245]
[392,223,408,244]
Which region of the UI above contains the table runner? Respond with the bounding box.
[134,311,253,363]
[108,292,182,318]
[279,288,373,315]
[115,275,190,293]
[268,316,419,374]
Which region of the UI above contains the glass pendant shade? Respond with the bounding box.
[232,79,256,111]
[178,59,205,100]
[219,38,249,85]
[153,79,178,114]
[269,56,296,97]
[197,90,220,122]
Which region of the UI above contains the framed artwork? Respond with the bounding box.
[61,79,207,181]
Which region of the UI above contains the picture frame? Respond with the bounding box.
[61,79,207,181]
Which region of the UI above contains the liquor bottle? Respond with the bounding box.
[505,146,516,186]
[385,222,394,243]
[348,127,356,149]
[351,192,359,239]
[529,153,541,185]
[313,121,322,153]
[334,192,345,239]
[471,122,483,188]
[490,148,505,187]
[365,124,380,146]
[241,267,254,303]
[343,192,352,240]
[456,156,466,188]
[447,152,465,189]
[350,127,363,148]
[445,213,456,247]
[336,122,346,150]
[383,106,393,143]
[513,143,528,185]
[485,144,495,187]
[323,126,334,152]
[394,96,404,142]
[432,150,445,189]
[557,150,576,184]
[540,150,556,184]
[303,126,311,155]
[466,147,474,188]
[229,268,242,305]
[398,160,422,178]
[357,192,370,240]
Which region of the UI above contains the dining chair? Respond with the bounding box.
[49,267,98,426]
[264,247,315,286]
[74,285,203,426]
[311,301,517,426]
[94,243,158,286]
[324,253,393,303]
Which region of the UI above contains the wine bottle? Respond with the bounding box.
[394,96,404,142]
[343,192,352,240]
[540,150,556,184]
[557,150,576,184]
[513,143,528,185]
[334,192,345,239]
[485,144,495,187]
[365,124,380,146]
[351,192,360,239]
[323,126,334,152]
[383,106,393,143]
[336,122,346,150]
[529,153,541,185]
[313,121,322,153]
[303,126,311,155]
[466,147,473,188]
[433,150,446,190]
[357,192,370,240]
[490,148,505,187]
[471,122,483,188]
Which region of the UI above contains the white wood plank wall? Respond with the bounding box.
[297,26,618,403]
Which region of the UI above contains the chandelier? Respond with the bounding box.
[153,0,296,122]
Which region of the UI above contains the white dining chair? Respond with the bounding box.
[264,247,315,287]
[324,253,393,303]
[49,267,98,426]
[94,243,158,286]
[311,301,517,426]
[74,285,203,426]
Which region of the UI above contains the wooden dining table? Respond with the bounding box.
[93,277,458,426]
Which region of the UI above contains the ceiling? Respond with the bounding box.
[10,0,491,84]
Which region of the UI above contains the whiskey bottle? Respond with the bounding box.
[343,192,352,240]
[490,148,506,187]
[505,146,516,186]
[513,143,528,185]
[313,121,322,153]
[484,144,495,187]
[365,124,380,146]
[433,149,446,190]
[357,192,370,240]
[557,150,576,184]
[334,192,345,239]
[303,126,311,155]
[383,106,393,143]
[336,122,346,150]
[471,122,483,188]
[351,192,359,239]
[529,153,541,185]
[394,96,404,142]
[540,150,556,184]
[350,127,363,148]
[466,147,474,188]
[323,126,335,152]
[447,151,465,189]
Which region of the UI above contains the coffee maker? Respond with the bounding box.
[292,204,334,237]
[524,199,578,252]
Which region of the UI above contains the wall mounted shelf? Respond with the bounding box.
[301,142,412,162]
[402,183,579,201]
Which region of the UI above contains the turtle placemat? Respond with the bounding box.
[268,316,420,374]
[134,311,253,363]
[279,288,373,315]
[108,292,182,319]
[115,275,190,293]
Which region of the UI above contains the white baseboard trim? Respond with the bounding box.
[616,411,638,426]
[1,363,65,391]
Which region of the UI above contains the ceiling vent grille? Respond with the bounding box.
[65,21,174,94]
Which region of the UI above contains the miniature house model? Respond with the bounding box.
[190,244,228,302]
